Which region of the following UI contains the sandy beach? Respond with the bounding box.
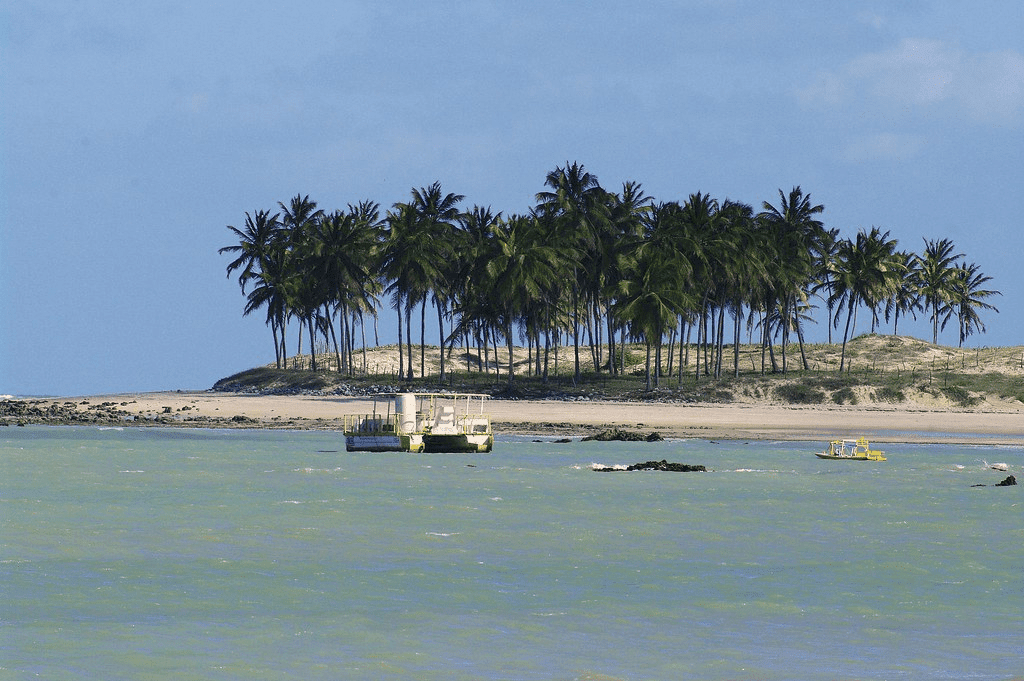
[24,391,1023,446]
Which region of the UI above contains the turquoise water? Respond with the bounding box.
[2,426,1021,680]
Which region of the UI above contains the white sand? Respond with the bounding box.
[61,391,1024,445]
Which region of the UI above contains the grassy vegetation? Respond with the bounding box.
[214,334,1024,409]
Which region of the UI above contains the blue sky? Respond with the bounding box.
[2,1,1022,396]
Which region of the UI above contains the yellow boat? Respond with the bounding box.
[815,437,886,461]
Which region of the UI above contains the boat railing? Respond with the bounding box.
[344,413,399,434]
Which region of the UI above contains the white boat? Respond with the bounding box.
[344,393,493,453]
[815,437,886,461]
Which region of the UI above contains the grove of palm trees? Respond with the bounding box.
[219,162,1004,401]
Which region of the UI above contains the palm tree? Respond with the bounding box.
[602,181,652,374]
[481,214,559,387]
[278,194,324,369]
[453,206,502,374]
[883,250,922,336]
[614,243,693,391]
[717,199,769,378]
[407,182,463,382]
[535,162,610,383]
[240,242,296,368]
[947,262,1000,347]
[758,187,826,373]
[219,209,287,366]
[347,200,386,372]
[810,227,842,344]
[304,209,379,373]
[381,201,445,382]
[828,227,902,371]
[916,238,963,344]
[220,209,283,290]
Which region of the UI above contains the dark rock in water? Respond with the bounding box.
[594,459,706,473]
[972,475,1017,488]
[582,428,664,442]
[553,438,573,444]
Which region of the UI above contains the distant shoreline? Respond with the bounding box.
[3,391,1023,447]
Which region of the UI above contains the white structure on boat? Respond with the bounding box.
[344,393,493,453]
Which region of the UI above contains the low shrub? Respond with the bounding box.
[875,386,906,403]
[942,385,981,408]
[832,387,857,405]
[776,383,826,404]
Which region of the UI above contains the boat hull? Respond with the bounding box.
[422,433,493,453]
[345,434,424,453]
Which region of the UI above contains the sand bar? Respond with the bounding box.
[28,391,1024,446]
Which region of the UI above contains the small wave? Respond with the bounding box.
[426,532,461,537]
[119,470,145,473]
[590,463,627,471]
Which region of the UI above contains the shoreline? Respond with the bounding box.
[4,391,1023,446]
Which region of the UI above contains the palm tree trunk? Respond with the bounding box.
[733,307,742,379]
[271,320,281,369]
[420,300,426,379]
[796,315,809,371]
[506,322,515,386]
[307,317,318,371]
[397,305,404,380]
[436,301,446,383]
[644,338,652,391]
[359,310,368,374]
[839,300,855,372]
[406,304,414,381]
[572,282,581,384]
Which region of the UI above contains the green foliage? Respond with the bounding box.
[941,385,981,408]
[874,386,906,403]
[775,382,826,404]
[832,387,857,405]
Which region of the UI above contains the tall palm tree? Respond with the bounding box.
[828,227,902,371]
[347,200,386,372]
[677,192,727,381]
[810,227,842,344]
[884,250,922,336]
[947,262,1000,347]
[407,182,463,382]
[916,238,963,344]
[381,202,443,381]
[219,209,287,366]
[481,214,559,387]
[452,206,502,374]
[535,162,610,383]
[602,181,651,374]
[240,242,296,368]
[717,199,768,378]
[758,187,826,373]
[220,209,283,291]
[614,244,693,391]
[278,194,325,369]
[305,209,379,373]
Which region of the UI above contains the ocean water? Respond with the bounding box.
[2,426,1021,681]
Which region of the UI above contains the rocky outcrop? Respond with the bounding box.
[582,428,664,442]
[594,460,707,472]
[971,475,1017,487]
[0,399,133,426]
